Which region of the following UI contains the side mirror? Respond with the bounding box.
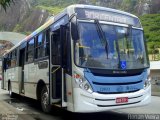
[60,25,68,68]
[71,21,79,41]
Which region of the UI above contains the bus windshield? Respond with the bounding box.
[75,21,149,70]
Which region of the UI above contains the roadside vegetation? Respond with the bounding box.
[140,14,160,60]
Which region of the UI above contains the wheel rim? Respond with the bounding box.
[42,92,49,110]
[9,85,12,96]
[9,89,11,96]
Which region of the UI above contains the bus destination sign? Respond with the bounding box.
[84,10,127,23]
[75,8,141,28]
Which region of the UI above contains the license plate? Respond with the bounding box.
[116,97,128,103]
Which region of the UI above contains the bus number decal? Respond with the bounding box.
[100,87,110,92]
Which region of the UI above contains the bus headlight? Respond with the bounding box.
[74,73,93,93]
[144,75,151,89]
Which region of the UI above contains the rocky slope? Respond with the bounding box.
[0,0,160,35]
[0,0,50,34]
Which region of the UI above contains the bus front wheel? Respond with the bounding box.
[41,86,51,113]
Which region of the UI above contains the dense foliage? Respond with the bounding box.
[140,14,160,54]
[0,0,13,10]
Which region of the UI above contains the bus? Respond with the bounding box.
[1,4,151,113]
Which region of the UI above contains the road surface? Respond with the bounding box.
[0,81,160,120]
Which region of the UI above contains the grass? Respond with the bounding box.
[36,5,65,15]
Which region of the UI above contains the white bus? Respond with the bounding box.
[1,4,151,113]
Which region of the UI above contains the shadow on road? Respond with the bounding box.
[60,111,128,120]
[4,95,129,120]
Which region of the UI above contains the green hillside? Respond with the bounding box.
[140,14,160,54]
[36,6,64,15]
[32,0,77,14]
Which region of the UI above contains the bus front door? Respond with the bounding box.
[19,48,25,94]
[50,28,62,105]
[50,25,68,106]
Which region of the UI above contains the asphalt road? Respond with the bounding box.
[0,81,160,120]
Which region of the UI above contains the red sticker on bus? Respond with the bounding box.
[116,97,128,103]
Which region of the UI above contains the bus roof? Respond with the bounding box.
[68,4,138,18]
[4,4,139,55]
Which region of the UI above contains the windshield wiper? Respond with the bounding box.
[114,32,121,69]
[94,19,109,59]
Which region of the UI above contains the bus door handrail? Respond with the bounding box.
[51,66,61,74]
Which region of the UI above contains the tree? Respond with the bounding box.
[0,0,13,11]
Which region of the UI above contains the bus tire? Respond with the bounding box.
[8,83,15,98]
[41,86,51,113]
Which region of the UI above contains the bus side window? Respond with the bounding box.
[35,31,49,59]
[45,29,50,56]
[37,33,44,58]
[6,55,9,69]
[7,53,11,68]
[51,32,61,65]
[26,39,34,63]
[3,58,7,71]
[11,49,17,67]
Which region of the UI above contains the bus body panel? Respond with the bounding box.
[4,67,19,94]
[24,63,36,99]
[73,85,151,112]
[3,71,7,90]
[66,74,74,111]
[84,70,147,93]
[23,60,49,99]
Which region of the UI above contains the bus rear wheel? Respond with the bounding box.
[41,86,51,113]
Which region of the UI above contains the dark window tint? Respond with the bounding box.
[27,50,34,62]
[28,39,34,51]
[52,34,61,65]
[38,33,43,46]
[5,49,17,68]
[26,38,35,62]
[35,31,49,59]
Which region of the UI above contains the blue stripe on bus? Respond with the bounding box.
[93,82,143,93]
[84,70,146,93]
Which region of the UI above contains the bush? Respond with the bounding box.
[140,14,160,47]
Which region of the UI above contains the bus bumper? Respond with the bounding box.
[73,85,151,113]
